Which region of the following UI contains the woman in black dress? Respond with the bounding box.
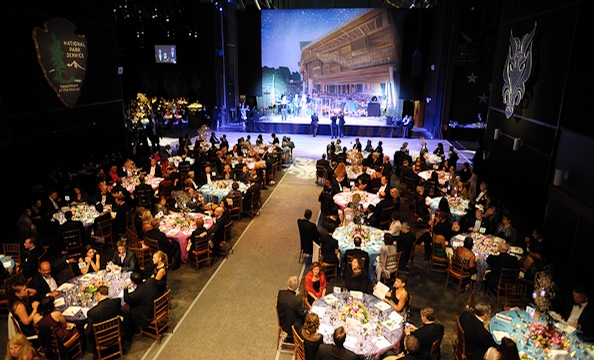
[300,313,324,360]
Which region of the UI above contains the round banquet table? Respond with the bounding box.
[333,191,381,212]
[346,165,375,181]
[123,174,163,194]
[199,180,247,204]
[334,224,385,279]
[418,170,452,187]
[311,292,404,360]
[427,196,469,223]
[450,233,517,292]
[424,154,443,167]
[0,255,15,271]
[170,155,195,168]
[231,158,257,170]
[54,205,100,228]
[56,270,132,321]
[489,310,592,359]
[158,212,214,263]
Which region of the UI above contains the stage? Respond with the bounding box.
[241,113,409,138]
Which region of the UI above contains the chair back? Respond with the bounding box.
[94,218,114,248]
[228,192,242,220]
[132,247,147,271]
[143,236,160,256]
[126,228,142,249]
[466,290,476,311]
[125,209,136,234]
[2,243,21,263]
[92,316,123,360]
[301,277,311,309]
[430,337,443,360]
[346,254,366,270]
[62,228,83,260]
[378,205,393,230]
[450,256,470,275]
[292,325,306,360]
[223,221,233,243]
[154,289,172,329]
[4,271,24,292]
[135,187,153,209]
[454,316,466,360]
[275,295,294,351]
[503,283,527,310]
[498,268,520,288]
[385,252,402,270]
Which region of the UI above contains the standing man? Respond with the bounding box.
[330,113,337,139]
[337,111,346,139]
[311,112,319,137]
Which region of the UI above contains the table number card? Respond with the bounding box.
[334,286,341,295]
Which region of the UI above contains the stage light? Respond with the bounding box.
[513,138,522,151]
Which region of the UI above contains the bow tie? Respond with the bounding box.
[575,304,582,308]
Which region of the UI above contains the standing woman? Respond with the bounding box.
[151,250,168,293]
[8,283,39,337]
[304,262,327,305]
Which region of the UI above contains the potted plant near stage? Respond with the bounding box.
[385,107,398,125]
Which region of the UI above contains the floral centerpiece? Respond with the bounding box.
[350,225,371,245]
[527,322,569,352]
[80,278,109,294]
[347,150,363,173]
[532,271,555,314]
[448,196,468,212]
[214,180,231,190]
[340,299,370,324]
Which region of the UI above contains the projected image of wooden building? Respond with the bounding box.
[299,9,401,115]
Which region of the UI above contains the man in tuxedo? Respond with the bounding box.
[93,181,115,207]
[145,218,181,270]
[315,326,356,360]
[277,276,307,343]
[463,209,490,234]
[319,224,339,266]
[297,209,320,259]
[381,155,393,178]
[405,307,444,356]
[475,182,489,206]
[146,157,162,178]
[367,191,392,228]
[134,174,155,210]
[124,272,161,332]
[397,223,416,270]
[110,240,139,273]
[198,164,215,187]
[485,243,519,288]
[459,302,496,360]
[28,261,59,302]
[343,236,370,273]
[207,207,230,253]
[563,286,593,336]
[85,286,123,351]
[242,177,261,216]
[382,334,429,360]
[41,190,61,221]
[21,237,44,279]
[353,138,362,152]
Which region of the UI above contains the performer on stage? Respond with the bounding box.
[311,113,319,137]
[300,94,307,118]
[338,111,346,139]
[280,95,288,121]
[330,113,337,139]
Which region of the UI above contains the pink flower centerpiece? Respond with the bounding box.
[340,299,370,324]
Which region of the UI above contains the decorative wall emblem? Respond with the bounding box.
[33,18,87,108]
[502,22,536,119]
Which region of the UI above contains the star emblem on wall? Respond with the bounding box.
[478,93,489,104]
[467,73,478,83]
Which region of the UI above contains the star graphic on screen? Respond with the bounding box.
[478,93,489,104]
[467,73,478,83]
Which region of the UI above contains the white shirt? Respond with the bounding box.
[149,165,156,176]
[476,191,486,203]
[567,301,588,325]
[473,218,483,232]
[43,275,58,292]
[378,184,387,195]
[206,173,212,185]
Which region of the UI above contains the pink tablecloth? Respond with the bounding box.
[159,212,214,262]
[333,191,380,212]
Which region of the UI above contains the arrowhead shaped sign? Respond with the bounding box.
[32,18,88,108]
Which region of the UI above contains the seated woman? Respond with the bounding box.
[221,165,233,180]
[452,236,477,272]
[304,262,326,305]
[6,334,41,360]
[333,163,349,192]
[390,188,401,213]
[8,282,39,337]
[432,234,448,260]
[155,195,170,216]
[383,274,409,315]
[151,250,168,293]
[493,213,518,245]
[343,256,371,294]
[70,184,90,205]
[519,242,543,282]
[484,337,520,360]
[375,233,398,281]
[300,313,324,360]
[386,212,402,237]
[33,297,78,343]
[78,245,101,275]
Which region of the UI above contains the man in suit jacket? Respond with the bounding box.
[459,303,496,360]
[85,286,123,351]
[110,240,139,273]
[124,273,161,332]
[463,209,490,234]
[485,243,519,288]
[343,236,369,273]
[397,223,416,270]
[21,237,44,279]
[563,286,594,337]
[315,326,356,360]
[242,177,261,216]
[145,218,181,269]
[207,207,230,252]
[277,276,307,343]
[367,192,392,228]
[320,224,339,265]
[28,261,60,302]
[297,209,320,257]
[353,138,362,152]
[405,307,444,356]
[134,174,155,204]
[145,157,162,178]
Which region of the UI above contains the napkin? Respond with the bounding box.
[492,330,511,342]
[350,291,363,299]
[62,306,82,317]
[310,306,326,318]
[388,311,403,323]
[317,323,334,337]
[374,301,392,312]
[373,336,392,350]
[346,317,360,330]
[2,261,11,269]
[53,298,65,307]
[554,322,576,334]
[343,335,357,351]
[323,294,339,305]
[57,283,76,292]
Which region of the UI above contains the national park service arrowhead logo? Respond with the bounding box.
[33,18,87,108]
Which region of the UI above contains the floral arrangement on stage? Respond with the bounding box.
[81,278,109,294]
[527,322,569,351]
[532,271,555,314]
[340,300,370,324]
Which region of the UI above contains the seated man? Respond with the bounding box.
[145,218,181,270]
[28,260,60,302]
[277,275,307,343]
[242,177,261,216]
[109,240,139,273]
[485,243,519,288]
[319,224,339,266]
[315,326,356,360]
[123,272,161,333]
[562,286,593,336]
[85,285,123,352]
[207,207,230,253]
[382,334,428,360]
[405,307,444,356]
[459,302,497,360]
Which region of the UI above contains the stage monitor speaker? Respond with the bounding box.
[367,103,380,117]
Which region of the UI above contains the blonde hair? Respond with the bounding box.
[334,163,347,178]
[5,334,36,360]
[154,250,168,269]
